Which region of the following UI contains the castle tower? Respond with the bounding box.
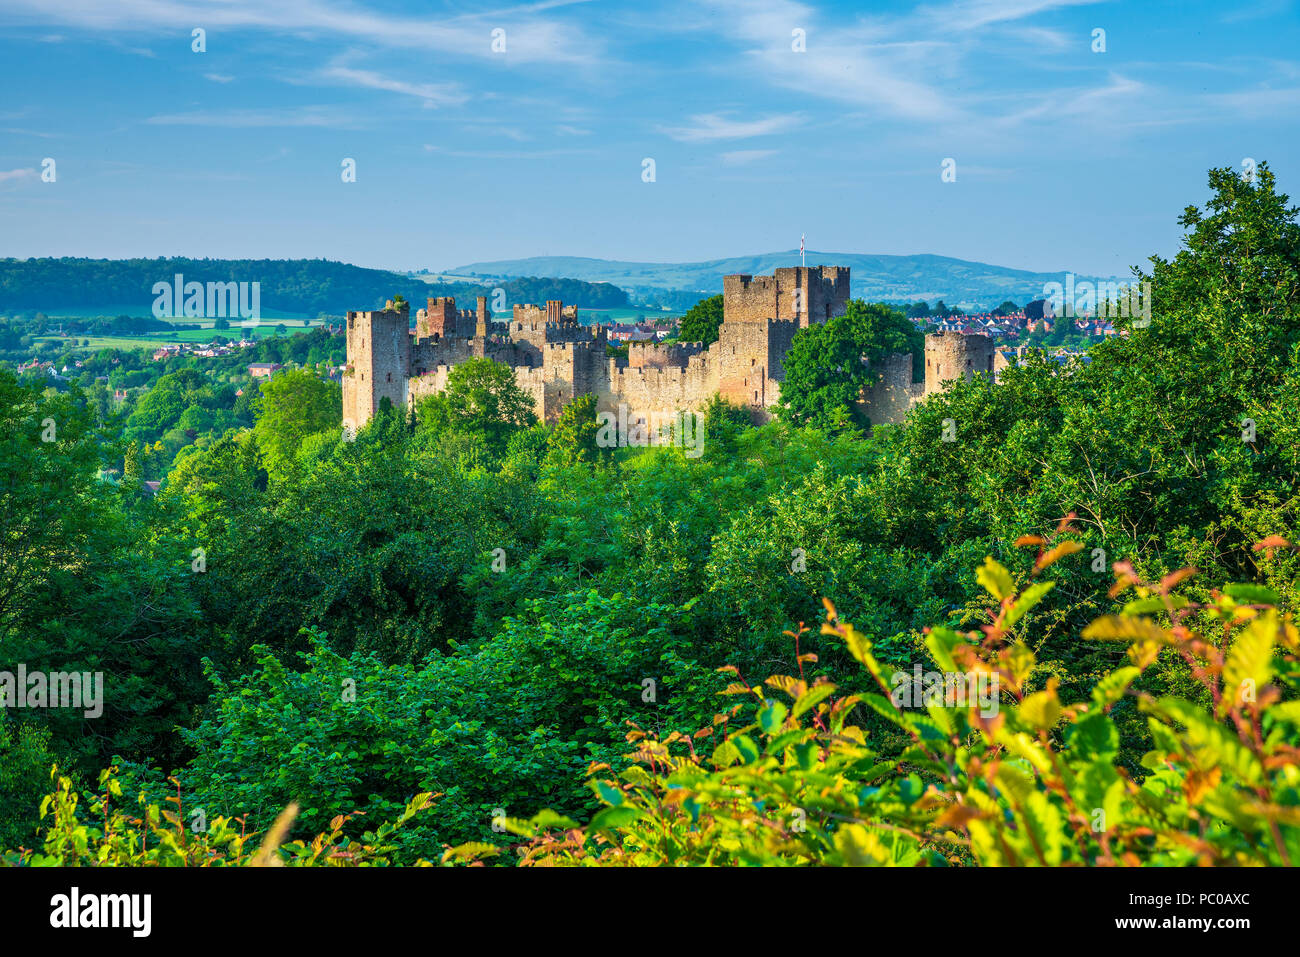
[714,266,852,412]
[419,297,457,340]
[924,331,994,396]
[343,299,410,436]
[476,296,490,338]
[773,265,851,327]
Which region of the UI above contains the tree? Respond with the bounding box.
[0,372,102,636]
[252,368,341,476]
[992,300,1019,317]
[678,294,724,346]
[416,357,536,461]
[125,368,211,439]
[544,393,603,468]
[776,300,923,430]
[123,440,142,481]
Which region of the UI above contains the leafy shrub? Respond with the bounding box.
[2,767,440,867]
[117,592,723,862]
[504,547,1300,866]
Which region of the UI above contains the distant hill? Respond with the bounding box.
[0,258,627,316]
[447,251,1130,310]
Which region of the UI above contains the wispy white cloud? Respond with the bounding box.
[1002,25,1071,49]
[719,149,777,165]
[422,144,594,159]
[991,72,1146,127]
[1220,0,1296,23]
[145,106,360,128]
[0,0,606,66]
[204,73,235,83]
[695,0,958,122]
[660,112,802,142]
[318,64,467,107]
[917,0,1104,31]
[0,168,37,182]
[1205,86,1300,116]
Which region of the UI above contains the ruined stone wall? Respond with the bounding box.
[407,364,449,409]
[764,319,799,384]
[538,342,579,423]
[714,318,775,409]
[343,302,411,436]
[419,297,456,340]
[723,274,784,323]
[857,352,916,426]
[601,352,717,420]
[773,266,851,327]
[924,331,995,396]
[627,341,705,370]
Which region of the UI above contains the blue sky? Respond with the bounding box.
[1,0,1297,276]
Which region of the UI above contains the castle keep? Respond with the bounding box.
[341,266,993,436]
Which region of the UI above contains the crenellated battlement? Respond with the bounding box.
[344,265,916,432]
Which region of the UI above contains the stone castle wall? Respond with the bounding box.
[601,351,717,419]
[343,267,990,437]
[924,330,995,396]
[343,301,411,436]
[857,352,922,426]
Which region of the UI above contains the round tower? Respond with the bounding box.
[924,331,995,396]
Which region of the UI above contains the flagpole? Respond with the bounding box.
[800,233,805,268]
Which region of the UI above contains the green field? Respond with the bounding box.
[30,304,321,321]
[35,318,327,353]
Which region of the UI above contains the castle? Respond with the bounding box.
[341,265,997,436]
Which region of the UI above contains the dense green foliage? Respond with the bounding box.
[777,300,923,430]
[1,164,1298,866]
[4,767,440,866]
[415,357,538,464]
[678,294,724,345]
[510,560,1300,866]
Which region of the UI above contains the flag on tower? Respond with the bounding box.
[800,233,805,267]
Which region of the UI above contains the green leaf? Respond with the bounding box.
[791,683,835,718]
[759,700,788,735]
[731,734,761,765]
[1006,581,1055,628]
[1143,697,1264,784]
[1018,792,1065,866]
[1223,583,1280,606]
[976,557,1015,602]
[1221,610,1277,713]
[1091,666,1141,708]
[1122,595,1189,615]
[591,780,624,806]
[588,805,643,834]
